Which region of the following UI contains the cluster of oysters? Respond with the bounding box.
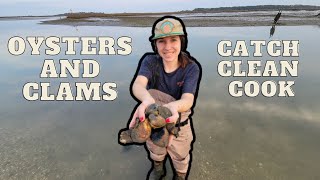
[119,104,178,147]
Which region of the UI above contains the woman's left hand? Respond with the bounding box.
[163,103,179,124]
[162,102,182,147]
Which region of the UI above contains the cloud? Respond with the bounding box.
[197,97,320,123]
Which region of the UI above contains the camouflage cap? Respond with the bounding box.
[151,18,185,40]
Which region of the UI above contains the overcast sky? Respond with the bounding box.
[1,0,320,16]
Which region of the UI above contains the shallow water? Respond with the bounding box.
[0,19,320,179]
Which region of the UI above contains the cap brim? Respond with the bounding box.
[152,32,185,40]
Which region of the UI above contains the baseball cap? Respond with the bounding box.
[151,17,185,40]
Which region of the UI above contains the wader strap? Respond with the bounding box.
[176,112,182,132]
[175,118,189,127]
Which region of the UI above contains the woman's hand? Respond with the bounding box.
[163,103,180,147]
[163,103,179,124]
[129,99,155,129]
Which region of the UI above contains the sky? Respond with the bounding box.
[1,0,320,16]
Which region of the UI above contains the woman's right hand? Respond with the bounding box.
[129,99,155,129]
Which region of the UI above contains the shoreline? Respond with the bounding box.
[41,15,320,27]
[1,10,320,27]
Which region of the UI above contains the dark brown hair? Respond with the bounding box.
[178,36,192,68]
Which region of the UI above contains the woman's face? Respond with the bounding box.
[156,35,181,63]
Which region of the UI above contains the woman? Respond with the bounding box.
[129,16,201,180]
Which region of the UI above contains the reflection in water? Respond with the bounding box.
[0,20,319,179]
[270,24,276,37]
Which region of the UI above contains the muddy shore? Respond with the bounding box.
[1,10,320,27]
[40,10,320,27]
